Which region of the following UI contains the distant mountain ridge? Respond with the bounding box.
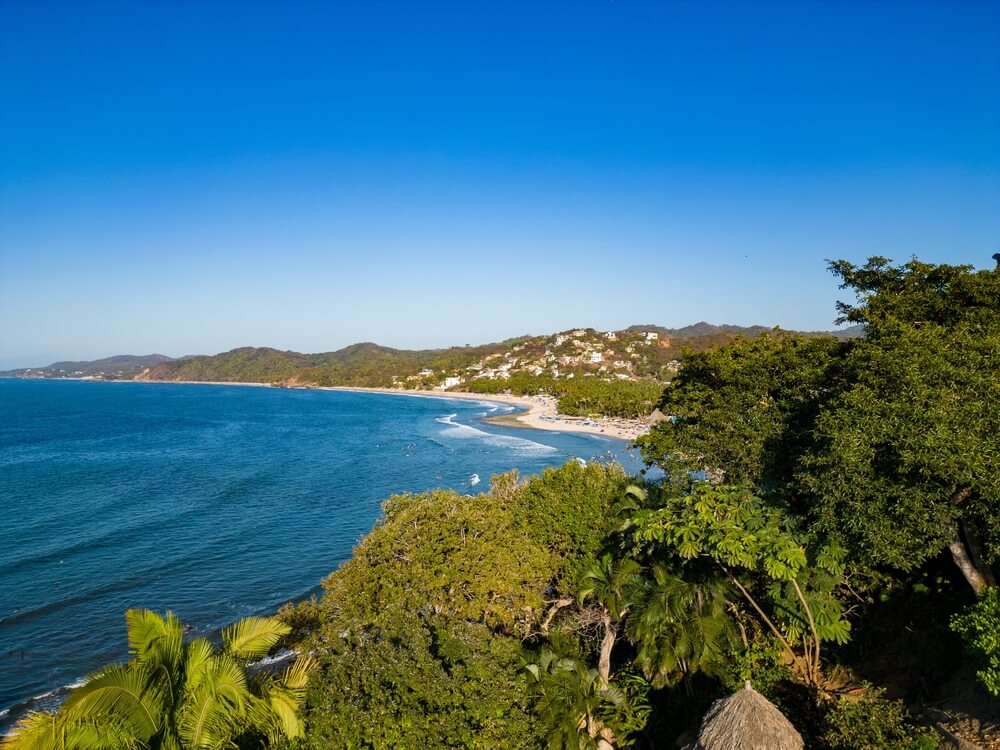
[4,354,176,379]
[2,323,862,384]
[625,321,863,339]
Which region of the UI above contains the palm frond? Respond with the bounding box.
[183,637,215,693]
[1,711,64,750]
[0,710,145,750]
[63,664,162,742]
[262,686,305,742]
[125,609,183,668]
[280,653,316,690]
[221,616,290,660]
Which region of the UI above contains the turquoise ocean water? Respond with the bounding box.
[0,378,648,729]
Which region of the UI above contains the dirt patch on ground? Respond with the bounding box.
[921,666,1000,749]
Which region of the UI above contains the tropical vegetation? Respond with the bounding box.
[2,611,314,750]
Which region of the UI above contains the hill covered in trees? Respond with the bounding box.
[4,322,859,391]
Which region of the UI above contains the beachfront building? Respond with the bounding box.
[443,376,462,388]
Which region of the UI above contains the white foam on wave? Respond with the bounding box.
[435,415,558,455]
[253,648,297,667]
[30,678,86,702]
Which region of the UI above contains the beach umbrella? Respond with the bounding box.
[692,681,804,750]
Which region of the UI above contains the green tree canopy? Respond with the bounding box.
[636,333,846,492]
[296,463,630,749]
[804,258,1000,593]
[638,257,1000,596]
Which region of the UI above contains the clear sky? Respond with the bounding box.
[1,0,998,368]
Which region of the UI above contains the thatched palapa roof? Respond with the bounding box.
[694,681,803,750]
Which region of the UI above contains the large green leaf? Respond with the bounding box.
[221,616,290,660]
[63,664,162,742]
[125,609,183,669]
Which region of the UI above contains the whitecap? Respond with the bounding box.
[436,415,558,455]
[31,679,85,702]
[253,648,297,667]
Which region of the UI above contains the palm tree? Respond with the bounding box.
[624,563,734,689]
[3,609,315,750]
[577,555,642,686]
[523,648,624,750]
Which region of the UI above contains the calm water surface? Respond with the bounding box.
[0,378,647,727]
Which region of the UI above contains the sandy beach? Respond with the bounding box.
[320,386,651,441]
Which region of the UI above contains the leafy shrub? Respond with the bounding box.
[823,691,937,750]
[950,586,1000,695]
[719,637,789,698]
[301,462,628,748]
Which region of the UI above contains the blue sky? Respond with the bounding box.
[1,1,998,368]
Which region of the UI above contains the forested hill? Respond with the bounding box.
[137,323,857,388]
[139,341,510,387]
[5,323,861,388]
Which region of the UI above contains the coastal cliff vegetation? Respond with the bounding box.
[281,257,997,748]
[4,257,997,749]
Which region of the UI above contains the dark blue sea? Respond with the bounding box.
[0,378,647,729]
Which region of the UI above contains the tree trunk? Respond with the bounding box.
[963,523,998,589]
[947,489,994,597]
[598,611,616,687]
[949,531,991,597]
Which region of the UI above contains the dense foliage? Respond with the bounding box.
[284,257,995,748]
[2,612,313,750]
[638,257,1000,596]
[951,587,1000,696]
[635,334,847,490]
[289,463,630,748]
[822,692,938,750]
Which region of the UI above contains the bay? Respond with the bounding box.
[0,378,646,728]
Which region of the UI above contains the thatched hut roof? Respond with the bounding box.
[694,681,803,750]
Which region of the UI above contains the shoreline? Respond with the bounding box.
[320,387,650,440]
[7,377,650,440]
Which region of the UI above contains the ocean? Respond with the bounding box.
[0,378,648,729]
